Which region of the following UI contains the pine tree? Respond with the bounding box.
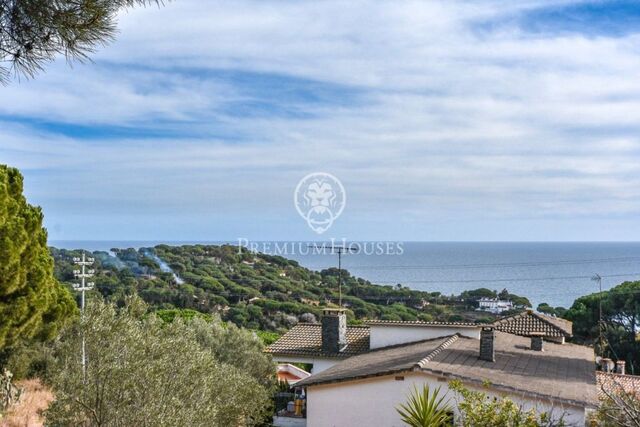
[0,0,163,83]
[0,165,77,351]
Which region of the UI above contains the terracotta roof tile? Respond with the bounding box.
[597,371,640,398]
[265,323,370,358]
[494,311,572,337]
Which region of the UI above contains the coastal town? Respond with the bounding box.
[2,0,640,426]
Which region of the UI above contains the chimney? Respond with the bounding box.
[321,309,347,353]
[530,333,544,351]
[616,361,626,375]
[479,327,495,362]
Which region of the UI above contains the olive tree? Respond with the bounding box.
[45,297,274,426]
[450,380,566,427]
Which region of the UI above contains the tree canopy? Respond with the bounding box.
[45,297,274,426]
[564,280,640,374]
[0,0,163,83]
[51,245,532,332]
[0,165,76,352]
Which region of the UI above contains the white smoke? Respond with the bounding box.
[142,249,185,285]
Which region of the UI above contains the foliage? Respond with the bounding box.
[44,297,274,426]
[0,165,77,354]
[0,0,164,83]
[536,303,566,318]
[254,330,281,346]
[155,308,212,323]
[2,340,54,380]
[594,385,640,427]
[450,380,565,427]
[396,385,452,427]
[51,245,530,332]
[564,281,640,374]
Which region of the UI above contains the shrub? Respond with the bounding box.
[396,385,452,426]
[45,297,273,426]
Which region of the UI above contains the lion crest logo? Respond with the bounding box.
[294,173,346,234]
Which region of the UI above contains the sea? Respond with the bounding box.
[50,241,640,309]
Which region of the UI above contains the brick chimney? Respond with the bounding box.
[530,332,544,351]
[616,361,626,375]
[321,309,347,353]
[479,327,495,362]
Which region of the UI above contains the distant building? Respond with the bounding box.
[477,297,513,314]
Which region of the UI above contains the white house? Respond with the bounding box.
[268,309,598,426]
[477,297,514,314]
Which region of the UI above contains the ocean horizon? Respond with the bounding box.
[50,240,640,309]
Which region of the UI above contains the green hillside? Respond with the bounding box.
[51,244,529,332]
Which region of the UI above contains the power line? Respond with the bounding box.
[73,252,95,384]
[308,244,358,308]
[353,256,640,270]
[376,272,640,285]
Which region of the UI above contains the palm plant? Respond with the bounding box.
[396,385,452,427]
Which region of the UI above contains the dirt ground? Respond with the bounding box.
[1,379,53,427]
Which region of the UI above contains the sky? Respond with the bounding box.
[2,0,640,242]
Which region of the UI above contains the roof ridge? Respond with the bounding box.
[293,323,370,329]
[414,334,460,368]
[597,371,639,379]
[365,320,478,327]
[493,311,527,325]
[529,311,571,334]
[492,310,571,337]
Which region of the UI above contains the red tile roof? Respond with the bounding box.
[265,323,370,358]
[597,371,640,398]
[494,311,572,337]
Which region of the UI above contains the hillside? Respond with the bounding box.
[50,244,529,332]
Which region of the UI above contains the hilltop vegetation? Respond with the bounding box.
[51,244,530,332]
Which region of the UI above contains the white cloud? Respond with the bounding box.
[1,0,640,240]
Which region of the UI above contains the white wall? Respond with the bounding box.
[369,325,481,349]
[271,356,339,373]
[306,372,587,427]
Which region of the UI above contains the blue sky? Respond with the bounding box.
[2,0,640,241]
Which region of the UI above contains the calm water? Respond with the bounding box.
[51,241,640,308]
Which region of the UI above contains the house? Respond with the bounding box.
[265,309,370,373]
[268,309,598,426]
[494,309,573,344]
[477,297,514,314]
[277,364,311,385]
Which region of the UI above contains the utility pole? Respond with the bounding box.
[73,253,95,383]
[591,273,603,355]
[310,244,358,308]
